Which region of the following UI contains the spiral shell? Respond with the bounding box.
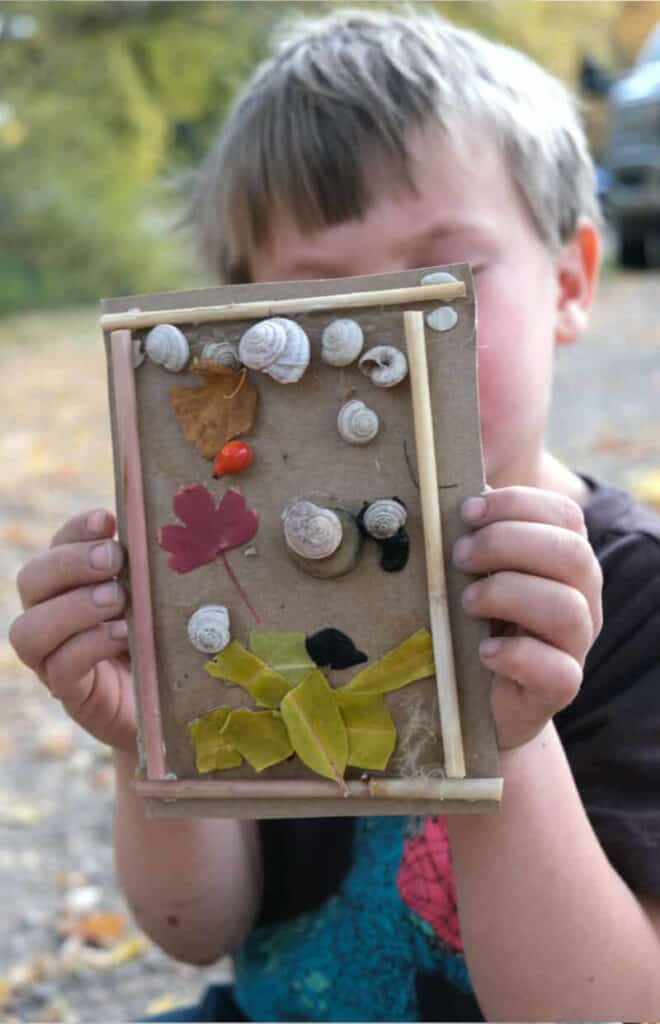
[420,271,459,286]
[187,605,231,654]
[239,317,310,383]
[337,399,379,445]
[426,306,458,332]
[282,500,343,560]
[145,324,190,372]
[201,340,241,370]
[362,498,407,539]
[321,319,364,367]
[358,346,408,388]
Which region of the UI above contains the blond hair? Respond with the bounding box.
[190,7,599,282]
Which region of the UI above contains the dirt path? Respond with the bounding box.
[1,270,659,1022]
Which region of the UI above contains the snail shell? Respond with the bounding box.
[282,500,343,560]
[286,507,362,579]
[201,340,241,370]
[337,399,379,445]
[145,324,190,372]
[359,345,408,388]
[362,498,407,539]
[239,318,310,383]
[426,306,458,332]
[187,604,231,654]
[321,319,364,367]
[420,271,459,286]
[132,338,145,368]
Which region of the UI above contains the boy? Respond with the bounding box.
[9,9,660,1021]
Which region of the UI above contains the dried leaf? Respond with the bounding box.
[105,934,149,966]
[249,631,316,684]
[334,691,396,771]
[206,641,293,708]
[280,670,348,787]
[170,360,258,459]
[187,708,243,773]
[342,628,434,695]
[631,468,660,510]
[220,709,293,771]
[68,911,127,946]
[158,484,258,572]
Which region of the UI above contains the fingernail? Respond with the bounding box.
[462,582,480,609]
[480,637,501,658]
[461,497,487,523]
[89,542,112,571]
[87,510,107,534]
[92,581,118,607]
[110,620,128,641]
[453,535,475,567]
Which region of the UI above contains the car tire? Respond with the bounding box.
[618,232,648,269]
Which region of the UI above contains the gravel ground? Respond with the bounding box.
[0,268,659,1023]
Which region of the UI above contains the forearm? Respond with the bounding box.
[447,722,660,1020]
[113,748,262,965]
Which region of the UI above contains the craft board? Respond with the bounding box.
[101,265,502,818]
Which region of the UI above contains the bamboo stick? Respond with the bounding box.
[110,330,166,780]
[132,775,502,803]
[403,310,466,778]
[100,281,466,331]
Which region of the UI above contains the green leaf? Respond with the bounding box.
[205,641,294,708]
[220,709,293,771]
[334,692,397,771]
[187,707,243,774]
[342,629,435,695]
[280,670,348,786]
[249,631,316,684]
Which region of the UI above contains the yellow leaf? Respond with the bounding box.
[631,469,660,510]
[334,691,397,771]
[206,641,293,707]
[249,631,316,684]
[342,629,435,695]
[187,708,242,773]
[107,935,149,966]
[220,709,293,771]
[280,671,348,786]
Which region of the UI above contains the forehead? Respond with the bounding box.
[248,129,527,281]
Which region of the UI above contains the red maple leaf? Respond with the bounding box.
[158,484,260,620]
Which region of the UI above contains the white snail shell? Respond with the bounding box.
[132,338,145,368]
[420,271,459,286]
[145,324,190,372]
[359,346,408,388]
[239,318,310,383]
[282,500,343,560]
[201,340,241,370]
[337,399,379,445]
[363,498,407,539]
[187,605,231,653]
[426,306,458,332]
[321,319,364,367]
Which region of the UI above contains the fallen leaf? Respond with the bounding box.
[67,911,127,946]
[145,995,187,1016]
[249,631,316,683]
[342,628,435,695]
[206,642,293,708]
[280,670,348,788]
[36,726,74,759]
[187,707,243,773]
[220,709,293,771]
[334,691,396,771]
[170,359,258,459]
[104,934,149,967]
[631,468,660,510]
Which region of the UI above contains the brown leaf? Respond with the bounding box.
[66,911,127,946]
[170,359,258,459]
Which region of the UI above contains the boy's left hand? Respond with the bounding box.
[452,486,603,751]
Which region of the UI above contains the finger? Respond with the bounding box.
[43,620,129,703]
[9,582,126,675]
[453,521,602,629]
[50,509,117,548]
[462,571,594,662]
[480,635,583,748]
[461,486,587,537]
[17,538,124,610]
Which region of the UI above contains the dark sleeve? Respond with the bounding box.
[555,527,660,894]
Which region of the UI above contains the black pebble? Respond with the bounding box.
[380,528,410,572]
[305,628,369,670]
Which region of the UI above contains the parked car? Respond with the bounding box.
[604,21,660,267]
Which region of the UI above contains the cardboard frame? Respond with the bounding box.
[102,265,502,818]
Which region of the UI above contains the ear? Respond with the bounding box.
[554,218,600,346]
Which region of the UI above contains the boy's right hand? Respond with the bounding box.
[9,509,137,754]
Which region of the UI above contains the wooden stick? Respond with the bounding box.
[100,281,466,331]
[110,330,166,780]
[132,775,502,803]
[403,310,466,778]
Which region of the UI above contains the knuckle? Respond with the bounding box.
[556,658,583,708]
[8,615,28,660]
[556,495,586,535]
[555,588,591,639]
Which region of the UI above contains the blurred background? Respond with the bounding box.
[1,2,659,1021]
